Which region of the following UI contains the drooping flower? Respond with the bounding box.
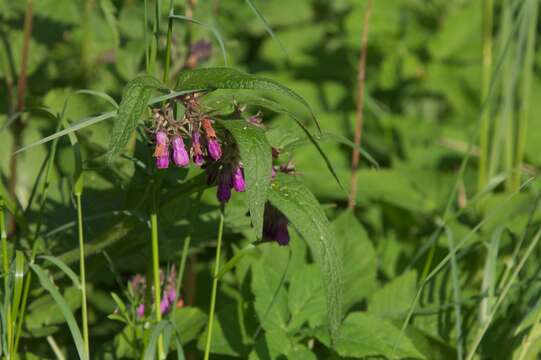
[208,138,222,161]
[263,203,290,246]
[232,167,245,192]
[202,117,222,160]
[217,170,233,203]
[172,136,190,167]
[154,131,170,169]
[191,129,204,166]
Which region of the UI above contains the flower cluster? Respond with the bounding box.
[150,95,247,203]
[129,267,183,318]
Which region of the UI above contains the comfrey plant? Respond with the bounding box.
[17,68,342,359]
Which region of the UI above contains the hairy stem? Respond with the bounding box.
[203,206,225,360]
[348,0,372,209]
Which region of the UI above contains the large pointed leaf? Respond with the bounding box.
[267,173,342,343]
[106,75,166,162]
[176,67,319,130]
[219,120,272,238]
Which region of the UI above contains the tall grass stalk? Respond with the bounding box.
[75,193,89,358]
[478,0,494,192]
[466,226,541,359]
[163,0,175,83]
[512,0,539,191]
[1,197,13,356]
[203,206,225,360]
[150,205,164,358]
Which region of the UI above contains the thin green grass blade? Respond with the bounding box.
[29,263,87,360]
[99,0,120,50]
[480,227,503,323]
[169,14,227,65]
[75,89,119,109]
[13,90,198,155]
[466,226,541,360]
[244,0,288,58]
[216,244,256,280]
[444,227,464,360]
[10,251,25,326]
[39,255,82,289]
[144,320,186,360]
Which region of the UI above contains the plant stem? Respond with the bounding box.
[478,0,493,192]
[75,193,89,358]
[203,206,225,360]
[163,0,175,84]
[348,0,372,209]
[148,0,160,76]
[150,203,164,358]
[173,191,203,318]
[1,197,13,356]
[9,0,33,212]
[512,0,538,191]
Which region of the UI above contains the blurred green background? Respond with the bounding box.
[2,0,541,359]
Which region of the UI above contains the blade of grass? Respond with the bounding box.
[39,256,81,289]
[169,14,227,65]
[466,226,541,359]
[30,263,87,360]
[244,0,288,58]
[203,205,225,360]
[445,227,464,360]
[512,0,539,191]
[480,227,503,324]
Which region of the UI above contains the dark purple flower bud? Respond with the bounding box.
[263,203,290,246]
[207,138,222,161]
[232,167,245,192]
[154,131,170,169]
[191,129,204,166]
[217,171,233,203]
[172,136,190,167]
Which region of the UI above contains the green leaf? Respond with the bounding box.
[106,75,166,163]
[331,212,377,311]
[144,320,185,360]
[29,264,87,360]
[287,264,326,331]
[213,93,343,190]
[267,174,342,343]
[219,120,272,238]
[320,312,425,359]
[39,255,81,289]
[171,306,207,344]
[368,270,417,320]
[176,67,319,130]
[251,248,290,333]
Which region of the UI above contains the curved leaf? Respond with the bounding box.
[169,14,227,65]
[106,75,166,163]
[30,263,87,360]
[176,67,319,130]
[219,120,272,238]
[39,255,81,289]
[267,173,342,343]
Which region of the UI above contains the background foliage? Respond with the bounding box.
[2,0,541,359]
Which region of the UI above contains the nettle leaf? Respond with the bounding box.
[319,312,425,359]
[219,120,272,238]
[267,173,342,343]
[106,75,166,162]
[210,93,343,190]
[176,67,319,130]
